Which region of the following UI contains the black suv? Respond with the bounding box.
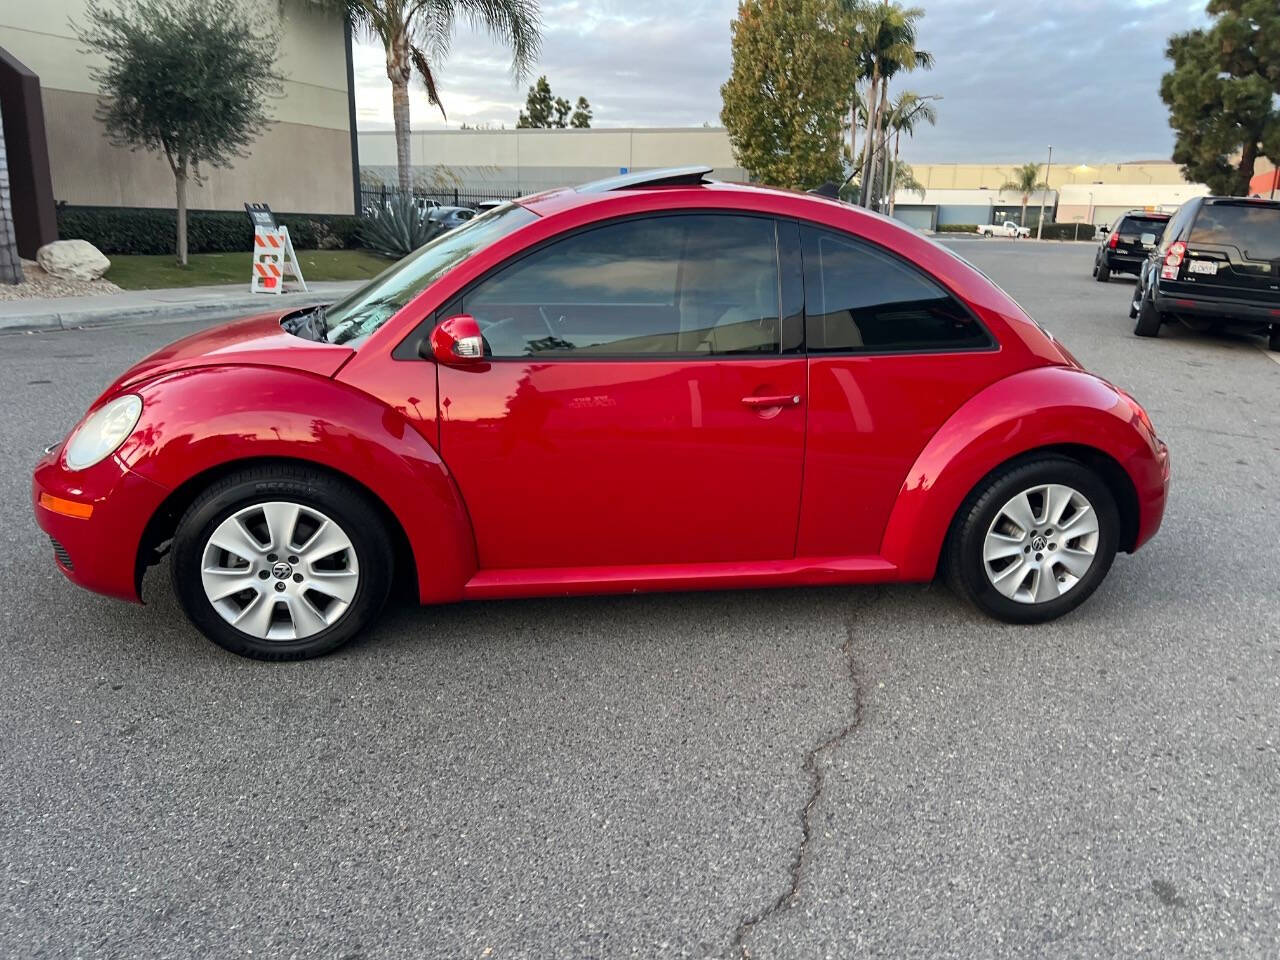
[1093,210,1171,281]
[1131,196,1280,349]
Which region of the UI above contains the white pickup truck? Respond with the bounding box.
[977,220,1031,238]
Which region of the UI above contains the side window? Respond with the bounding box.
[465,214,780,358]
[801,227,992,353]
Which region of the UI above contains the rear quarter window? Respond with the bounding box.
[1189,204,1280,260]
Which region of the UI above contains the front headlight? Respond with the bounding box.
[63,395,143,471]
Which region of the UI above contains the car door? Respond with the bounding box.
[794,224,1009,558]
[436,213,807,571]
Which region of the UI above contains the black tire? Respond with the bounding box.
[1095,257,1111,282]
[171,465,394,660]
[1270,325,1280,352]
[945,456,1120,624]
[1134,285,1163,338]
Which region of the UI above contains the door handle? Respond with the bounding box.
[741,394,802,408]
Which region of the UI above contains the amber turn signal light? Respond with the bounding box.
[38,493,94,519]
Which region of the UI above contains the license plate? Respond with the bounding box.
[1188,260,1218,275]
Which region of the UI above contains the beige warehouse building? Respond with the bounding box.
[356,126,747,195]
[0,0,356,220]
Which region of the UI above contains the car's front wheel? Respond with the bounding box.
[171,466,394,660]
[946,457,1119,624]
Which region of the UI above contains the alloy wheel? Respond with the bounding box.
[981,483,1100,604]
[200,501,360,640]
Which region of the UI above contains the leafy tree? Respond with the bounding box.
[720,0,856,190]
[1161,1,1280,195]
[335,0,540,193]
[75,0,283,265]
[517,75,591,128]
[1000,161,1049,226]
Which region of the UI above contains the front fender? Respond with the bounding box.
[881,366,1169,581]
[118,365,476,603]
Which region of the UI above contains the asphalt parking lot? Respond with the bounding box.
[2,240,1278,959]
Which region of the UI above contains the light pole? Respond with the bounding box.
[1036,144,1053,240]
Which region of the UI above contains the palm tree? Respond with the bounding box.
[340,0,541,194]
[1000,162,1049,227]
[851,2,932,207]
[882,92,938,214]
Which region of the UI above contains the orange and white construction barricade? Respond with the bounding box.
[250,225,307,294]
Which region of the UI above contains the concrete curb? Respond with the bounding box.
[0,284,360,335]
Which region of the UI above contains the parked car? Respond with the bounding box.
[33,166,1169,660]
[977,220,1031,238]
[1131,195,1280,349]
[428,205,477,230]
[1093,210,1171,281]
[474,200,505,213]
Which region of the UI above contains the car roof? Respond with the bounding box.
[1202,195,1280,208]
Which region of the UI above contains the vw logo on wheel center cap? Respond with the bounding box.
[271,561,294,580]
[1031,535,1048,551]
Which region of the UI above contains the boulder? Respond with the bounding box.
[36,239,111,282]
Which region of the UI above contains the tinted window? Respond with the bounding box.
[1118,216,1169,239]
[801,227,991,353]
[1189,203,1280,260]
[466,215,780,357]
[1159,201,1198,253]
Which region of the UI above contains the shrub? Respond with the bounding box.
[936,223,978,233]
[359,196,444,258]
[1037,222,1101,241]
[56,205,365,255]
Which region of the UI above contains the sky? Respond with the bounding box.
[350,0,1210,164]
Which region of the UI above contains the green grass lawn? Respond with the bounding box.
[105,249,394,290]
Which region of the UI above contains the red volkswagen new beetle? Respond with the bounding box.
[33,168,1170,660]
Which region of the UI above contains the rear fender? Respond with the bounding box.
[118,366,476,603]
[881,366,1167,581]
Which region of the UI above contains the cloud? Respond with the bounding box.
[354,0,1209,162]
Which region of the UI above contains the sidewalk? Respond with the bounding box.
[0,280,362,333]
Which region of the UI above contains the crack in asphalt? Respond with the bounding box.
[730,591,880,958]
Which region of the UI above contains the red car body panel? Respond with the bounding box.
[881,366,1170,581]
[32,179,1170,611]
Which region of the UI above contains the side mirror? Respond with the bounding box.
[427,314,485,365]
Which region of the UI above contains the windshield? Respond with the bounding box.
[1189,203,1280,261]
[321,202,538,345]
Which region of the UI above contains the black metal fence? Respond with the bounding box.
[358,183,539,214]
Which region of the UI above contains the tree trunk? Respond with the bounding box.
[849,96,857,185]
[865,75,889,208]
[175,163,188,266]
[1021,197,1028,227]
[387,34,413,195]
[858,66,880,206]
[887,131,900,215]
[1236,140,1258,196]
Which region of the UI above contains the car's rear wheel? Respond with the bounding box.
[1134,284,1163,338]
[171,466,393,660]
[1095,257,1111,282]
[1269,325,1280,352]
[946,457,1119,624]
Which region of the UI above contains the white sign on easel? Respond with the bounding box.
[244,202,307,294]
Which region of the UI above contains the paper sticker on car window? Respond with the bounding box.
[1140,233,1156,245]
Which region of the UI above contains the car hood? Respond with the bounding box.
[103,311,354,397]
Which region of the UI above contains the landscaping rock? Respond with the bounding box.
[36,239,111,282]
[0,259,121,302]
